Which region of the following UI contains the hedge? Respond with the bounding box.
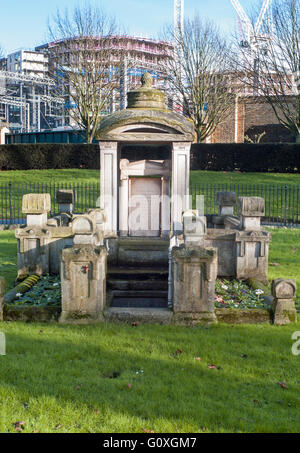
[0,143,300,173]
[191,143,300,173]
[0,144,99,171]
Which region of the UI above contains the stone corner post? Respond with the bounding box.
[171,142,191,234]
[272,279,297,325]
[60,214,107,324]
[172,245,218,324]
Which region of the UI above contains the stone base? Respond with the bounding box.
[273,300,298,325]
[172,312,217,326]
[104,307,172,324]
[216,308,272,324]
[59,310,105,325]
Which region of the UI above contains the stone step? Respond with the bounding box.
[108,279,168,291]
[105,307,173,324]
[118,239,169,267]
[107,268,169,280]
[111,290,168,299]
[111,297,168,308]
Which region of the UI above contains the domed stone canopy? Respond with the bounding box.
[97,73,194,142]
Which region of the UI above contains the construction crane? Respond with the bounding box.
[230,0,273,93]
[174,0,184,43]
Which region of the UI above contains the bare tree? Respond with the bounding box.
[233,0,300,142]
[48,2,126,143]
[163,15,234,143]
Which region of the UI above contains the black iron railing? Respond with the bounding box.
[0,182,299,227]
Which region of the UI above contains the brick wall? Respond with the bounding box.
[211,96,296,143]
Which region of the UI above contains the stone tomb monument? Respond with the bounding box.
[13,73,277,324]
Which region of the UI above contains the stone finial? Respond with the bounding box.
[272,279,296,300]
[272,279,297,325]
[57,189,76,205]
[141,72,153,88]
[22,194,51,214]
[238,197,265,217]
[217,192,237,207]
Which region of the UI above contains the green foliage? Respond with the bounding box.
[7,276,61,307]
[191,143,300,173]
[215,279,267,309]
[0,144,99,171]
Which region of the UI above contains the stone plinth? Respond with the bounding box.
[22,193,51,227]
[57,189,75,214]
[172,245,217,323]
[0,277,5,321]
[238,197,265,231]
[60,246,107,324]
[272,279,297,325]
[235,230,271,284]
[15,227,51,277]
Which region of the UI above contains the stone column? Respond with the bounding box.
[161,177,170,238]
[15,194,52,277]
[172,245,217,324]
[60,215,107,324]
[0,277,5,322]
[100,141,119,236]
[235,197,271,284]
[272,279,297,325]
[172,142,191,234]
[119,177,129,237]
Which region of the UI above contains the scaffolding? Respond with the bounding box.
[0,70,64,132]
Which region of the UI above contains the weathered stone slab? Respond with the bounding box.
[272,279,297,325]
[216,308,272,324]
[172,245,217,319]
[60,245,107,324]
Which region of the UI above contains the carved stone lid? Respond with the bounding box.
[97,73,194,143]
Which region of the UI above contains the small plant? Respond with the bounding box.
[215,279,268,309]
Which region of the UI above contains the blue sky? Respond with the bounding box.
[0,0,254,54]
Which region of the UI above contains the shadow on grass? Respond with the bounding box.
[0,322,300,433]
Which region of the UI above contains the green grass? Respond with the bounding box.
[0,321,300,433]
[0,169,299,222]
[0,231,17,291]
[0,168,300,186]
[0,228,300,433]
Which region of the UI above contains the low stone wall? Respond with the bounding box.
[3,305,61,322]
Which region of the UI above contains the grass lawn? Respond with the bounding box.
[0,228,300,433]
[0,168,300,186]
[0,321,299,433]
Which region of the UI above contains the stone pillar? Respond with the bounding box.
[272,279,297,325]
[161,177,170,238]
[119,177,129,237]
[183,210,207,247]
[57,189,75,214]
[235,197,271,284]
[172,142,191,234]
[15,194,52,277]
[217,192,236,216]
[0,277,5,322]
[238,197,265,231]
[22,193,51,227]
[100,141,119,236]
[172,245,217,324]
[60,214,107,324]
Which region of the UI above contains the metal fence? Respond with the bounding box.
[0,181,299,227]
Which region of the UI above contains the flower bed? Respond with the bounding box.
[215,279,269,310]
[7,275,61,308]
